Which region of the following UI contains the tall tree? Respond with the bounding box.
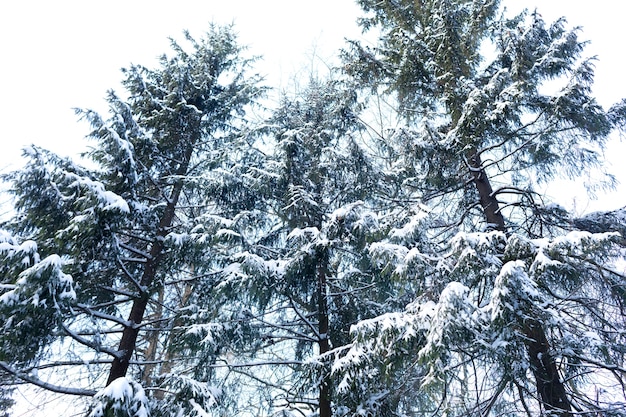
[0,25,263,416]
[210,77,393,416]
[335,1,626,415]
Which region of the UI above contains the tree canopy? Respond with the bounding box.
[1,3,626,417]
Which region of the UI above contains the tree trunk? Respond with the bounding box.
[467,151,506,232]
[107,141,195,385]
[525,322,571,415]
[468,151,571,415]
[152,282,195,400]
[317,248,332,417]
[142,287,164,388]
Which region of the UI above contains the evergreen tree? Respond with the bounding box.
[209,77,393,417]
[334,1,626,416]
[2,5,625,417]
[0,25,263,415]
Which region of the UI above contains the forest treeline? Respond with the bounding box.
[2,1,626,416]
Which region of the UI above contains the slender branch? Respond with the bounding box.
[287,294,319,337]
[96,285,138,300]
[119,257,148,264]
[116,257,145,293]
[252,316,318,343]
[25,359,164,372]
[118,241,153,261]
[515,382,533,417]
[477,110,545,156]
[76,304,131,328]
[573,355,626,374]
[78,295,133,311]
[479,377,508,417]
[211,359,305,369]
[61,323,122,359]
[0,361,97,396]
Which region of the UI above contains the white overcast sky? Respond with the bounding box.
[0,0,624,214]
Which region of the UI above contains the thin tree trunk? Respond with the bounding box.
[317,248,332,417]
[107,141,195,385]
[142,287,164,388]
[468,151,571,415]
[152,281,195,400]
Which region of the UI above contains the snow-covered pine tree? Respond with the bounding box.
[0,25,263,416]
[209,77,395,417]
[333,1,626,415]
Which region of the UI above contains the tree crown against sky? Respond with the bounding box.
[1,2,626,417]
[1,25,267,416]
[333,1,626,416]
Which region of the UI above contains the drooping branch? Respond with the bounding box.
[61,323,123,359]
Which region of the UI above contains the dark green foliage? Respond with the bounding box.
[1,25,263,416]
[344,1,621,236]
[330,1,626,416]
[336,229,626,416]
[0,379,14,417]
[0,228,75,368]
[88,377,149,417]
[1,5,625,417]
[194,77,406,416]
